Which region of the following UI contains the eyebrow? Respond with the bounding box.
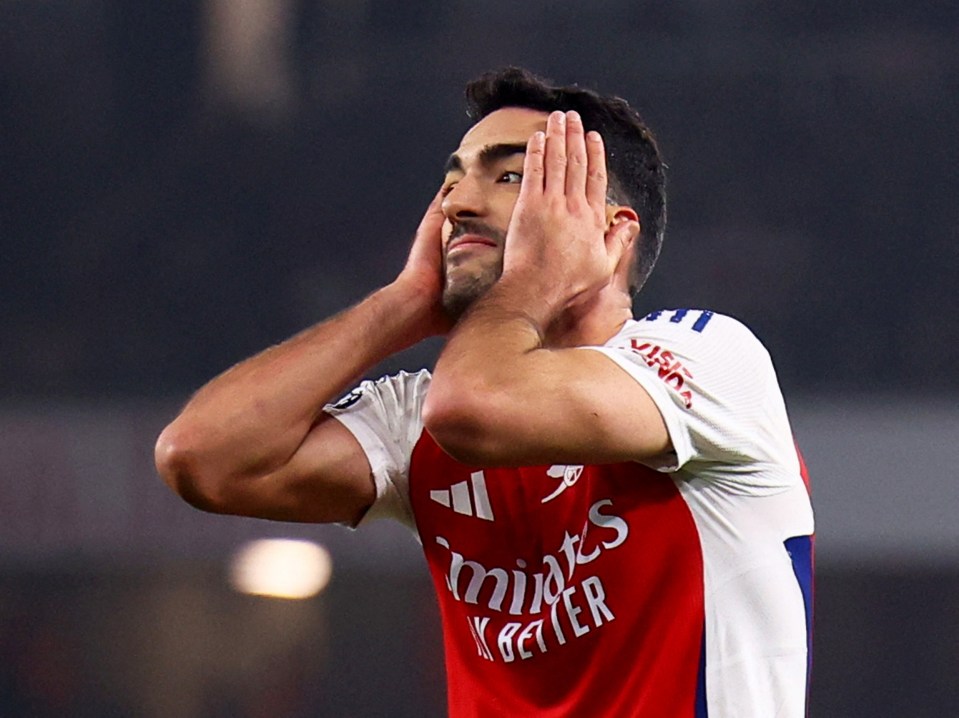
[443,142,529,175]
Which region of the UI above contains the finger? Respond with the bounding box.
[423,184,446,218]
[417,186,447,233]
[564,111,588,200]
[585,131,608,209]
[427,184,445,209]
[520,130,546,199]
[543,111,567,196]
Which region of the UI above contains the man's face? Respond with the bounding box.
[440,107,549,318]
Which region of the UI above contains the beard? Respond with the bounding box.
[442,259,503,319]
[441,220,506,320]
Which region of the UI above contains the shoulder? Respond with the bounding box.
[323,369,432,530]
[327,369,432,415]
[616,308,765,344]
[609,309,773,368]
[603,310,795,475]
[593,309,783,431]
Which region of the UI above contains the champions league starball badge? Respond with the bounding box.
[332,387,365,410]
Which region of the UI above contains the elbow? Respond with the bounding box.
[422,380,505,466]
[154,422,230,514]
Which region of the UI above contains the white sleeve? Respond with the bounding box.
[584,310,799,489]
[323,369,430,530]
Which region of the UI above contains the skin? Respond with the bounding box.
[440,107,634,340]
[423,108,670,466]
[154,107,671,526]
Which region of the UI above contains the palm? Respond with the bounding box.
[397,190,453,335]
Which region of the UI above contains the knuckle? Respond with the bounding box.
[589,169,607,183]
[546,196,565,212]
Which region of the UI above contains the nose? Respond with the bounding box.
[441,175,487,223]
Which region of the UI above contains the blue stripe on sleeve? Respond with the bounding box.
[691,310,714,333]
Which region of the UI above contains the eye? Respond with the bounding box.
[498,171,523,184]
[441,182,457,197]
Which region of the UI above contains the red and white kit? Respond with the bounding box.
[326,309,815,718]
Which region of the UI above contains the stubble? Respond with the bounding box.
[441,220,506,320]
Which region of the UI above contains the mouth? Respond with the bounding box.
[447,233,498,254]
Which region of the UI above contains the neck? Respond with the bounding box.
[544,288,634,348]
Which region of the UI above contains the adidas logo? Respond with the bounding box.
[429,471,494,521]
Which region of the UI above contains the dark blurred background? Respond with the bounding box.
[1,1,958,716]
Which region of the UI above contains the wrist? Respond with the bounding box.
[378,279,448,342]
[492,270,566,330]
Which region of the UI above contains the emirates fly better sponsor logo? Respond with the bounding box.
[434,498,629,663]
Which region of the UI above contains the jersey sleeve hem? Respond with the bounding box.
[328,412,416,530]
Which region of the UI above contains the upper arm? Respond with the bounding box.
[237,370,427,527]
[424,311,794,478]
[221,416,377,525]
[423,347,672,467]
[157,414,377,525]
[157,370,429,527]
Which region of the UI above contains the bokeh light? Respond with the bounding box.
[229,538,332,600]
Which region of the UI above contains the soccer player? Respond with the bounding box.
[155,67,814,717]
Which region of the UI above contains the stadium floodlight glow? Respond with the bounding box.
[229,538,332,600]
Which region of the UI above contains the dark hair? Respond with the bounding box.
[465,67,667,294]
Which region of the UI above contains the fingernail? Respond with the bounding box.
[552,111,565,124]
[568,110,581,123]
[587,131,602,142]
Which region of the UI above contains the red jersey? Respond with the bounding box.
[327,311,814,717]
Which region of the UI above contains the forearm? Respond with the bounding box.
[433,272,559,391]
[158,281,431,481]
[423,271,660,468]
[424,272,570,465]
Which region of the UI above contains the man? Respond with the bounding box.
[156,67,814,717]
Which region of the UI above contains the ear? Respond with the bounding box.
[605,205,640,236]
[604,205,641,278]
